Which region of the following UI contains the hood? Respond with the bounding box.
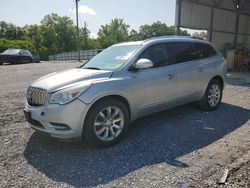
[31,68,112,92]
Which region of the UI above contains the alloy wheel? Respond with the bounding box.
[94,106,124,141]
[208,84,221,107]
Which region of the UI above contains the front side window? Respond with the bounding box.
[139,44,168,67]
[82,45,140,70]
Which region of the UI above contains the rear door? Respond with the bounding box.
[164,42,205,104]
[193,42,219,85]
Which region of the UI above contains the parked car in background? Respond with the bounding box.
[0,49,34,65]
[24,36,227,147]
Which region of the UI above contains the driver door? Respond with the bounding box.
[131,43,178,117]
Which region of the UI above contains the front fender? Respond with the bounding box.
[78,77,136,120]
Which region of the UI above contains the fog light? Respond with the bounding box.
[50,123,70,130]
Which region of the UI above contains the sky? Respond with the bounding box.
[0,0,177,37]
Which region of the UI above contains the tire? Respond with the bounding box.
[83,98,130,147]
[198,79,223,111]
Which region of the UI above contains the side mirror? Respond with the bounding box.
[134,58,153,70]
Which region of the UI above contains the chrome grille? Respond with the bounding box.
[26,87,47,106]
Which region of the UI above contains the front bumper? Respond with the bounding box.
[24,99,88,140]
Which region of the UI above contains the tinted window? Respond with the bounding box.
[139,44,168,67]
[139,42,197,68]
[193,43,217,59]
[165,42,197,64]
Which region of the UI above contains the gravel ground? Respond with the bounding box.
[0,62,249,188]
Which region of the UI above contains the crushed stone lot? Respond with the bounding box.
[0,62,249,188]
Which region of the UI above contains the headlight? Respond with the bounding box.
[49,83,91,105]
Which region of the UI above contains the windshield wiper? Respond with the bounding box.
[84,67,101,70]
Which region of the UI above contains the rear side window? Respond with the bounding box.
[193,43,217,59]
[165,42,197,64]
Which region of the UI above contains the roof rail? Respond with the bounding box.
[144,35,192,42]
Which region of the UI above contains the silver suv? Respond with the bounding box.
[24,36,227,146]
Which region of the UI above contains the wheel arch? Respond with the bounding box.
[85,94,132,122]
[210,75,224,88]
[200,75,224,101]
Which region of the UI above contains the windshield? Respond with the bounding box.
[2,49,21,55]
[82,44,140,70]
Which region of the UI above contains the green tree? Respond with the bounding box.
[178,29,190,36]
[40,13,77,54]
[0,39,34,53]
[0,16,193,59]
[23,24,43,51]
[137,22,190,40]
[0,21,25,40]
[79,27,91,50]
[192,31,207,40]
[138,21,174,40]
[88,38,101,49]
[128,29,139,41]
[97,18,130,48]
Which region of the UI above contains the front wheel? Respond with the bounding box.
[83,98,130,147]
[198,79,223,111]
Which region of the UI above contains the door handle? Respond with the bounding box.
[168,74,175,79]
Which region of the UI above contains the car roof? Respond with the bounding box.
[6,48,30,51]
[113,41,144,46]
[114,36,211,47]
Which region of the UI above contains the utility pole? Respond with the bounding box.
[84,21,88,50]
[75,0,80,61]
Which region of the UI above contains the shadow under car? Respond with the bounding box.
[24,102,250,187]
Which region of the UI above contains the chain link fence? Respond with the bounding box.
[49,49,103,61]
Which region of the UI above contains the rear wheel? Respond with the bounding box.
[83,98,130,147]
[198,79,223,111]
